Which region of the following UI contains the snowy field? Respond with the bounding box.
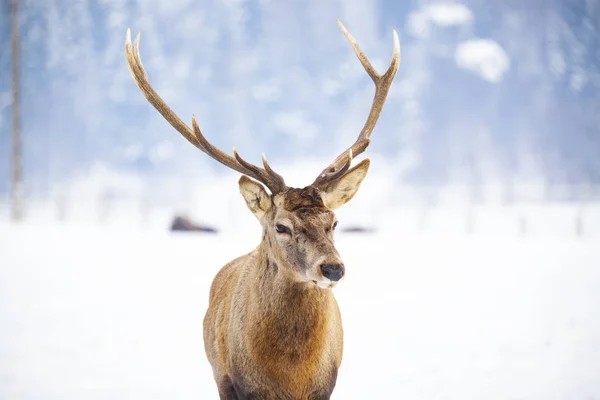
[1,223,600,399]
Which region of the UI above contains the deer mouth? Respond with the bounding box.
[312,278,335,289]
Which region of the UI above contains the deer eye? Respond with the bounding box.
[275,224,291,234]
[333,221,338,230]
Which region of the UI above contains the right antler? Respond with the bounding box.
[124,29,287,194]
[313,20,400,188]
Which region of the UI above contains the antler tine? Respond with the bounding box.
[125,29,287,194]
[262,153,287,185]
[313,20,400,187]
[314,149,353,185]
[232,146,285,193]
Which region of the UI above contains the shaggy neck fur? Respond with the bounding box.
[253,237,331,338]
[244,236,333,394]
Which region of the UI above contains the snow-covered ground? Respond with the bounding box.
[1,223,599,399]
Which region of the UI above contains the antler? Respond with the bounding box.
[124,29,287,194]
[313,20,400,187]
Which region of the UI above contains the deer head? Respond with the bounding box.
[125,20,400,289]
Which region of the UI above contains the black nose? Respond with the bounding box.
[320,264,345,282]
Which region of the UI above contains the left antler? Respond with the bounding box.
[313,20,401,188]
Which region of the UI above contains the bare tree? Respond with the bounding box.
[10,0,23,221]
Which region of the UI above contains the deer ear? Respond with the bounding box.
[239,176,272,219]
[319,159,370,210]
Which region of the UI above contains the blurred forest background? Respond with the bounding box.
[0,0,599,234]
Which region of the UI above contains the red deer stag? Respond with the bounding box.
[125,20,400,400]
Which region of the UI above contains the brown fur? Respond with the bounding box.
[203,161,370,399]
[124,19,399,398]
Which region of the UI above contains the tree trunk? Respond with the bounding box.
[10,0,23,221]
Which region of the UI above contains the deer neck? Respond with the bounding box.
[247,240,332,359]
[254,239,330,309]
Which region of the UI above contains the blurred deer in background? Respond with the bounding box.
[125,19,400,400]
